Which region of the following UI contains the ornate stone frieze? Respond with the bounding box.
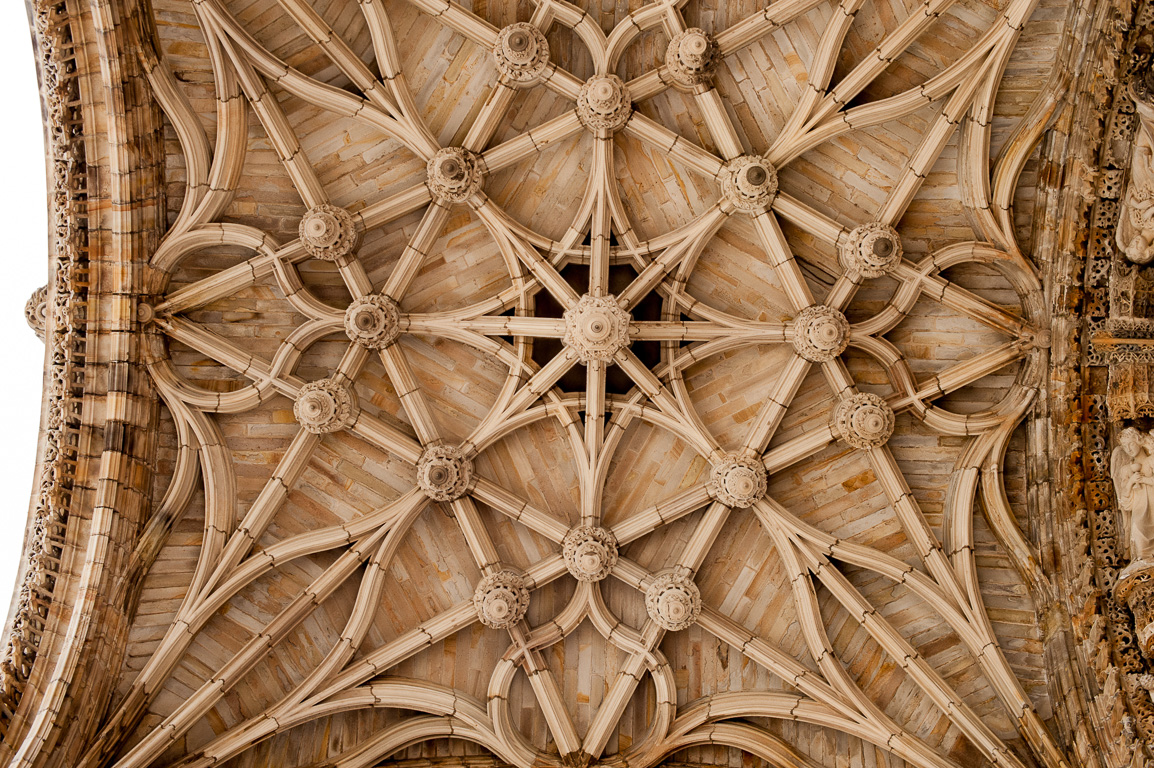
[791,305,849,362]
[345,294,401,349]
[493,23,550,85]
[562,526,618,582]
[645,572,701,631]
[294,379,357,434]
[707,455,768,508]
[25,284,48,341]
[833,393,895,449]
[474,570,530,628]
[562,294,631,364]
[720,155,778,213]
[664,29,718,89]
[1119,70,1154,264]
[299,204,360,261]
[839,223,903,278]
[416,444,474,502]
[426,147,484,205]
[577,75,632,133]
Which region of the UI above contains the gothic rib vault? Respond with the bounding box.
[4,0,1147,765]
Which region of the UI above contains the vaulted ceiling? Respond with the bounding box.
[2,0,1097,762]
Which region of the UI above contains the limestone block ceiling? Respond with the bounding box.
[113,0,1069,763]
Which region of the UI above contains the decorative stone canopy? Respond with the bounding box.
[577,74,632,133]
[473,569,530,628]
[664,28,718,89]
[833,392,895,449]
[493,23,549,85]
[721,155,779,212]
[562,526,619,582]
[707,455,768,508]
[426,147,483,204]
[294,378,357,434]
[299,204,360,261]
[25,284,47,341]
[344,294,401,349]
[416,444,474,501]
[791,305,850,362]
[562,294,631,364]
[840,222,903,277]
[645,571,701,631]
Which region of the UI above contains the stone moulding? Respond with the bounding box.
[0,0,90,739]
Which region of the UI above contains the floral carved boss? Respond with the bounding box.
[114,0,1066,765]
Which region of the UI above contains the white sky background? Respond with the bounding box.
[0,5,53,605]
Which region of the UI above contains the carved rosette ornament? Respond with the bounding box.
[791,305,849,362]
[563,526,619,582]
[563,294,632,364]
[294,379,357,434]
[1117,563,1154,658]
[577,75,632,134]
[344,295,401,349]
[426,147,484,205]
[721,155,779,212]
[299,204,360,261]
[25,285,47,341]
[645,571,701,631]
[664,28,718,89]
[708,455,768,508]
[416,444,474,501]
[473,570,530,628]
[493,23,550,85]
[833,392,895,449]
[840,223,903,278]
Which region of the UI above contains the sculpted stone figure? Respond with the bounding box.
[1111,426,1154,562]
[1118,70,1154,264]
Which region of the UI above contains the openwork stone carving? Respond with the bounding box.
[645,571,701,631]
[1117,564,1154,658]
[294,379,357,434]
[25,285,47,341]
[1112,427,1154,561]
[299,204,360,261]
[840,223,903,277]
[563,526,619,582]
[665,28,718,89]
[493,23,550,85]
[416,444,474,501]
[563,294,631,364]
[344,295,401,349]
[427,147,484,204]
[791,305,849,362]
[474,570,530,628]
[721,155,779,212]
[577,75,632,133]
[1119,71,1154,264]
[708,455,768,508]
[833,393,895,449]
